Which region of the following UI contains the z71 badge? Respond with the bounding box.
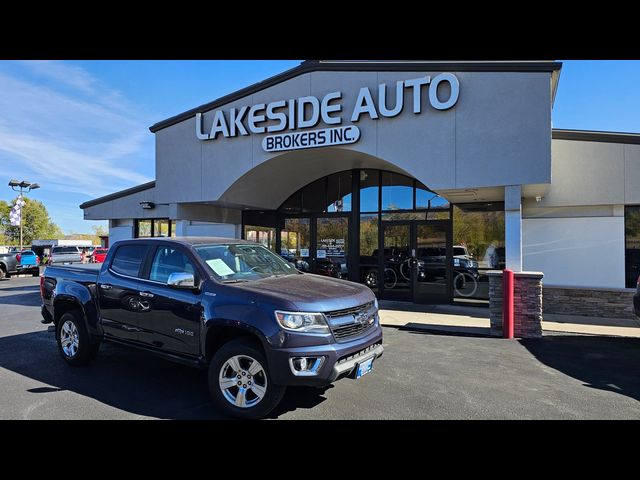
[174,328,194,337]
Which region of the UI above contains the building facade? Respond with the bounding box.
[80,61,640,317]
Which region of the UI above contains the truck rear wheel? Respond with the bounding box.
[208,338,286,419]
[56,310,100,366]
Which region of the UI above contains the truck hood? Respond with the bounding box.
[232,273,375,312]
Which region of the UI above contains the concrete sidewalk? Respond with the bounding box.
[378,300,640,338]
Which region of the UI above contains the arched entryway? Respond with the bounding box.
[242,168,458,304]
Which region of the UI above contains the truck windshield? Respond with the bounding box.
[194,244,298,282]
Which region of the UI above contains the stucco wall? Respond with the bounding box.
[154,70,552,209]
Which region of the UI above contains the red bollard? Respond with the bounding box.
[503,269,514,339]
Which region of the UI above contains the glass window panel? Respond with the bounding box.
[359,214,379,292]
[170,220,177,237]
[381,212,426,221]
[111,244,149,277]
[382,172,413,211]
[416,187,450,210]
[280,218,311,272]
[453,204,505,300]
[316,217,348,278]
[301,178,326,213]
[327,171,352,212]
[137,220,152,238]
[625,206,640,288]
[154,219,169,237]
[359,169,379,212]
[149,247,196,283]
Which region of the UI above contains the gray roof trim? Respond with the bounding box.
[552,129,640,145]
[149,60,563,133]
[79,181,155,209]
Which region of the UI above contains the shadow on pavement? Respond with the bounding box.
[0,293,43,307]
[0,285,40,292]
[400,325,492,338]
[519,335,640,402]
[0,330,328,419]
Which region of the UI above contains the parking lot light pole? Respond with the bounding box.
[8,180,40,252]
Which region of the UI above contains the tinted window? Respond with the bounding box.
[111,245,149,278]
[149,247,196,283]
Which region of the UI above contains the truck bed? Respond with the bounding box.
[43,263,101,283]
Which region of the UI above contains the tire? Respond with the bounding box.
[208,338,286,420]
[454,272,479,298]
[32,268,40,277]
[0,266,5,280]
[364,269,378,289]
[383,268,397,289]
[56,310,100,366]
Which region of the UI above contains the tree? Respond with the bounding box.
[0,197,64,246]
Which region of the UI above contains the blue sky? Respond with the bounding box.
[0,60,638,233]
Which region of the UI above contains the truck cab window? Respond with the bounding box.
[149,247,196,283]
[111,245,149,277]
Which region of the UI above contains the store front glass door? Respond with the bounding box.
[381,221,452,303]
[381,223,413,301]
[414,222,451,304]
[315,216,349,279]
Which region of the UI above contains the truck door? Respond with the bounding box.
[135,245,203,356]
[98,243,151,342]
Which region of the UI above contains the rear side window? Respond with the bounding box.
[111,245,149,278]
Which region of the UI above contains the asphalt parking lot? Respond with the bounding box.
[1,275,640,419]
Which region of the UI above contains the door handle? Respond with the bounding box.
[99,284,112,290]
[139,291,154,298]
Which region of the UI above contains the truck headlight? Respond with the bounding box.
[275,311,330,334]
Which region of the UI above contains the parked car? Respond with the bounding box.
[314,258,341,278]
[16,250,40,277]
[49,246,82,265]
[41,237,383,419]
[279,251,310,272]
[91,248,108,263]
[634,274,640,318]
[0,251,19,279]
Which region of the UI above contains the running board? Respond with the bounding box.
[103,337,207,369]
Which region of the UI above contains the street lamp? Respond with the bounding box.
[7,179,41,252]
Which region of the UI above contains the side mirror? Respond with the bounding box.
[167,272,195,289]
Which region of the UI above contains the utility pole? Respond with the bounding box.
[8,180,40,251]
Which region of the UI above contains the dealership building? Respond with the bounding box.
[80,60,640,321]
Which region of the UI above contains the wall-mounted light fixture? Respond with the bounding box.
[140,201,155,209]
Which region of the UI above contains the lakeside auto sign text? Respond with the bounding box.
[195,73,460,152]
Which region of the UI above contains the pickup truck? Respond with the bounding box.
[41,237,383,419]
[0,251,19,279]
[16,250,40,276]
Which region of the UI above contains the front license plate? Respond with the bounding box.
[356,356,374,379]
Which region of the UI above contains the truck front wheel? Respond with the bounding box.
[56,310,100,366]
[208,338,286,419]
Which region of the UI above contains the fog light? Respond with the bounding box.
[289,356,324,376]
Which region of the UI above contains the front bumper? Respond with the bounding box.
[267,325,384,387]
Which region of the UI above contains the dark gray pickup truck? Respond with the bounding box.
[41,237,383,419]
[0,251,19,279]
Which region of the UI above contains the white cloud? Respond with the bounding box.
[0,63,154,200]
[19,60,98,95]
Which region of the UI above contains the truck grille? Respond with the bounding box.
[325,301,376,342]
[337,342,382,364]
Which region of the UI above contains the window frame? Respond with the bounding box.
[624,204,640,289]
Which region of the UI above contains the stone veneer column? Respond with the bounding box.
[487,271,544,338]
